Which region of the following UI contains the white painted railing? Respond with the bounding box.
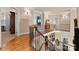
[29,25,74,51]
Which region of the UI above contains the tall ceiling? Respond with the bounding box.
[0,7,74,16]
[34,7,72,11]
[30,7,73,14]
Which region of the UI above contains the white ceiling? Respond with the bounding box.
[0,7,74,15]
[31,7,73,14]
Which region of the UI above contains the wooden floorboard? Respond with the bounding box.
[1,34,35,51]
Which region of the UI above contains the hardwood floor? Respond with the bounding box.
[1,31,15,47]
[1,34,35,51]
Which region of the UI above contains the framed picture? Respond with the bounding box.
[36,16,41,26]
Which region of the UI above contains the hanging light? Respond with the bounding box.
[24,8,30,15]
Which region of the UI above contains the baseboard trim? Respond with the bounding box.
[19,32,29,36]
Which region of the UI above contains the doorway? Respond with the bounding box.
[10,12,15,34]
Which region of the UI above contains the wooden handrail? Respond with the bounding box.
[34,25,45,38]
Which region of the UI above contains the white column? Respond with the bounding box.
[0,15,1,48]
[69,8,77,51]
[15,8,21,36]
[0,11,3,48]
[77,8,79,28]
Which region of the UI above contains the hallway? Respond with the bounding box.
[0,7,78,51]
[1,34,35,51]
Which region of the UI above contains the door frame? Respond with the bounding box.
[10,8,20,36]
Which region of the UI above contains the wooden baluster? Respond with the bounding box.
[45,36,48,51]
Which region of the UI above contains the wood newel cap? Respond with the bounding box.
[34,25,38,30]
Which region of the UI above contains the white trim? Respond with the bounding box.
[0,17,2,48]
[19,32,29,36]
[10,7,16,12]
[44,30,70,36]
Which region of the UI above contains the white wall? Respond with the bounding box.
[19,8,34,35]
[44,11,70,31]
[0,15,2,48]
[0,8,10,48]
[0,8,10,31]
